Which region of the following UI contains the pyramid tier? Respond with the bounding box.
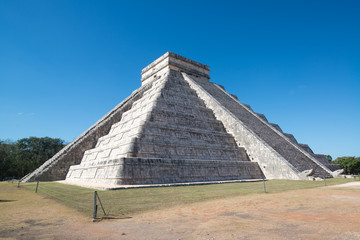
[67,157,264,185]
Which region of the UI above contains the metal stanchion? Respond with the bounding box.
[35,181,39,193]
[263,178,267,193]
[93,191,98,219]
[96,192,106,216]
[93,191,106,220]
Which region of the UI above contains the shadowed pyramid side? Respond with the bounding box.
[182,72,335,179]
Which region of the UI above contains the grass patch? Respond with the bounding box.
[17,178,355,218]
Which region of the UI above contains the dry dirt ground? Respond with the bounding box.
[1,182,360,240]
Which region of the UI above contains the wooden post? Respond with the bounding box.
[17,180,20,188]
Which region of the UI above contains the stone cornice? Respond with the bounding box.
[141,52,210,84]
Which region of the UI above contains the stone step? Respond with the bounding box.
[155,98,214,115]
[142,121,238,138]
[155,101,214,119]
[148,108,226,132]
[269,123,283,133]
[256,113,268,122]
[133,137,243,155]
[298,144,314,154]
[283,133,298,144]
[313,154,330,165]
[140,124,240,146]
[133,142,246,160]
[243,104,252,111]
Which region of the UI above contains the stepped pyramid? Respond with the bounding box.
[23,52,341,187]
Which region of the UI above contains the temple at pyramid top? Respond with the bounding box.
[22,52,342,189]
[141,52,210,85]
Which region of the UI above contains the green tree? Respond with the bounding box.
[0,140,16,179]
[333,157,360,175]
[0,137,66,179]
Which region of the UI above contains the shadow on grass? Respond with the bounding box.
[92,215,132,222]
[0,200,17,202]
[102,215,132,220]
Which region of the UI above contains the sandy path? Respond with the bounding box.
[1,182,360,240]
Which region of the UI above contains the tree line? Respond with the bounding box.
[0,137,66,180]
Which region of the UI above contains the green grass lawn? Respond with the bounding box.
[15,178,355,218]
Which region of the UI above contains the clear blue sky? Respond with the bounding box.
[1,0,359,159]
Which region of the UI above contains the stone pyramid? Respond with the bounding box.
[23,52,341,186]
